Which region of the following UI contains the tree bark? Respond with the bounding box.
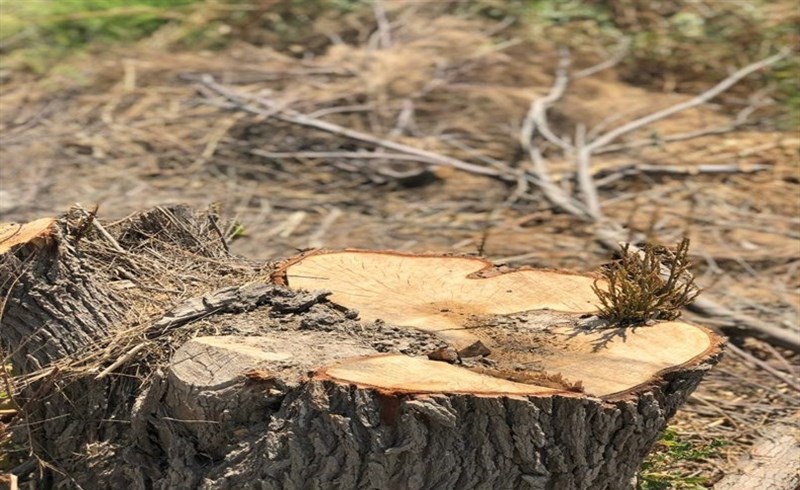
[0,214,122,372]
[0,207,724,490]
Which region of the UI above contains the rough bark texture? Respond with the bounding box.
[0,206,723,490]
[191,371,712,489]
[0,212,123,373]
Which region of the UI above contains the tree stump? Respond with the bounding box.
[0,207,723,490]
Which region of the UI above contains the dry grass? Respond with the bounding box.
[61,205,267,374]
[0,1,798,486]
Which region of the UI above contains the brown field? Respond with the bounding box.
[1,1,798,487]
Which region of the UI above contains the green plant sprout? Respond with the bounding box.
[592,238,700,326]
[638,428,728,489]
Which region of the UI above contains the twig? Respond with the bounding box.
[372,0,392,49]
[207,212,230,254]
[95,342,149,380]
[594,102,759,154]
[726,342,800,392]
[504,167,531,206]
[593,162,772,187]
[307,208,343,249]
[595,125,738,154]
[389,98,414,138]
[76,205,125,253]
[484,15,516,37]
[761,342,798,377]
[306,104,373,119]
[251,149,438,165]
[527,147,589,218]
[519,49,589,218]
[575,123,602,219]
[199,76,508,180]
[520,48,573,153]
[280,212,306,239]
[709,305,800,355]
[586,48,790,153]
[574,37,632,79]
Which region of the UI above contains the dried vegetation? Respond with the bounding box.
[1,0,798,486]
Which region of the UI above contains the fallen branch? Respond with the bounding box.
[575,124,602,220]
[574,37,632,79]
[585,48,790,153]
[692,300,800,354]
[518,50,590,218]
[519,47,573,154]
[594,103,759,154]
[593,162,772,187]
[198,76,509,180]
[714,415,800,490]
[726,342,800,392]
[95,341,149,380]
[250,149,437,165]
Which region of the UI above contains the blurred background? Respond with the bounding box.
[0,1,798,488]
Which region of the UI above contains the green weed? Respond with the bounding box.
[639,428,728,489]
[592,238,699,326]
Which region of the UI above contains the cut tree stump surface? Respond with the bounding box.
[274,250,719,398]
[0,218,56,254]
[0,210,725,490]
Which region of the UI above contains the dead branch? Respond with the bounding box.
[198,76,509,180]
[575,124,603,220]
[593,162,772,187]
[95,342,149,380]
[714,414,800,490]
[518,50,589,218]
[250,150,437,165]
[519,47,573,154]
[594,112,753,155]
[726,342,800,392]
[526,147,589,218]
[371,0,392,50]
[585,48,790,153]
[691,299,800,353]
[574,37,632,79]
[76,204,125,253]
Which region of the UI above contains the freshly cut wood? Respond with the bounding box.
[318,355,560,395]
[0,218,56,254]
[278,250,717,398]
[0,208,723,490]
[279,251,598,355]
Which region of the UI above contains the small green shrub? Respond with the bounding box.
[592,238,699,326]
[0,0,200,46]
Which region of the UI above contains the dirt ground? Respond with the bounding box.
[1,3,798,487]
